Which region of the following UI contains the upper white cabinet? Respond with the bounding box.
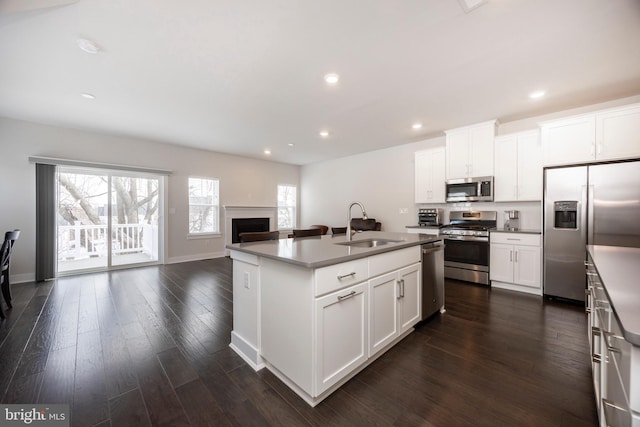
[414,147,445,204]
[540,103,640,166]
[445,120,497,179]
[494,130,542,201]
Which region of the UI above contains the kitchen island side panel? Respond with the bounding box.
[260,258,315,395]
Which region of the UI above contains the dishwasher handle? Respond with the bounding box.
[422,244,444,255]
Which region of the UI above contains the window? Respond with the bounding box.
[189,177,219,234]
[277,184,296,229]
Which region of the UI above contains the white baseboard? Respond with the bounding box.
[230,331,265,371]
[11,273,36,284]
[166,251,226,264]
[491,281,542,296]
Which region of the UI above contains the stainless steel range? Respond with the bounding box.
[440,211,496,285]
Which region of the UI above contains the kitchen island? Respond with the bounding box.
[226,231,441,406]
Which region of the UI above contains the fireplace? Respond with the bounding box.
[223,206,277,255]
[232,218,270,243]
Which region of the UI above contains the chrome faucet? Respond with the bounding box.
[346,202,368,242]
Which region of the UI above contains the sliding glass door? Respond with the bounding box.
[57,167,162,274]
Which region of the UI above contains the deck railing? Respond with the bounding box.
[58,222,153,260]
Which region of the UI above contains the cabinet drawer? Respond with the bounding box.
[609,314,632,405]
[490,232,540,246]
[369,246,420,278]
[314,259,369,297]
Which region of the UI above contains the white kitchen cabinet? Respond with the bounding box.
[540,103,640,166]
[315,282,368,395]
[445,120,496,179]
[249,243,423,406]
[585,254,640,427]
[494,130,542,201]
[368,263,420,357]
[490,232,541,295]
[414,147,446,203]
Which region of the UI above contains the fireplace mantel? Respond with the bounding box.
[223,206,277,254]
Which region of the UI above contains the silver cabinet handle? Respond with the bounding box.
[401,279,405,298]
[509,250,513,262]
[602,398,629,426]
[337,291,356,301]
[603,330,624,354]
[591,326,602,363]
[337,272,356,280]
[514,250,518,263]
[397,280,402,300]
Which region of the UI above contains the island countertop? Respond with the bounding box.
[587,245,640,346]
[226,230,441,269]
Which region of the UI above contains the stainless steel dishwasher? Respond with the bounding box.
[421,241,445,320]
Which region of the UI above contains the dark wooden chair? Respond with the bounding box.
[239,230,280,242]
[0,230,20,320]
[331,227,347,235]
[310,225,329,235]
[350,218,382,231]
[292,228,323,238]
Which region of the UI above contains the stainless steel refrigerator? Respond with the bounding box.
[543,160,640,302]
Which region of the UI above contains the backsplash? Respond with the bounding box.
[416,201,542,230]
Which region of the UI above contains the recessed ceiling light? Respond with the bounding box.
[81,93,96,99]
[288,143,294,147]
[529,90,546,99]
[77,38,101,54]
[319,131,330,138]
[412,123,423,130]
[324,73,339,84]
[263,149,271,155]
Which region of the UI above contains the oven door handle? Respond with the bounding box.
[442,236,488,243]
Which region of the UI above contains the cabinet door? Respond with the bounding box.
[516,131,542,201]
[368,272,398,357]
[430,147,446,203]
[596,104,640,161]
[468,123,495,177]
[541,115,595,166]
[513,245,541,289]
[397,264,421,334]
[494,134,518,202]
[315,282,368,395]
[414,150,430,203]
[489,243,514,283]
[446,129,470,179]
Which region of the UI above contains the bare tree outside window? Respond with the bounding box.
[277,184,296,229]
[189,177,219,233]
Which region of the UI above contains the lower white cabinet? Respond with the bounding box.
[369,263,420,357]
[490,232,541,294]
[315,282,368,395]
[249,246,423,406]
[586,252,640,427]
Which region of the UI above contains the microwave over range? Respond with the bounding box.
[445,176,494,203]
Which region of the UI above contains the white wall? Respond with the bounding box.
[0,117,299,282]
[300,136,445,232]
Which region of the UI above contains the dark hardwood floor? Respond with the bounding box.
[0,258,597,426]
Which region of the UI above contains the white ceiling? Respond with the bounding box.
[1,0,639,165]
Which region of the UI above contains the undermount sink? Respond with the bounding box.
[335,238,403,248]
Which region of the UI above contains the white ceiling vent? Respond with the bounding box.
[458,0,488,13]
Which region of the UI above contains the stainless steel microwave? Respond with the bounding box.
[445,176,494,202]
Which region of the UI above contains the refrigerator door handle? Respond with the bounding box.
[586,184,594,244]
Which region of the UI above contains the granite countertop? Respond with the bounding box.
[587,245,640,346]
[491,228,542,235]
[226,231,441,269]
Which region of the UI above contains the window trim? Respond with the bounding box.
[188,176,220,235]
